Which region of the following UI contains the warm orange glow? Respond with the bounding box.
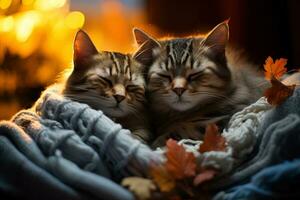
[22,0,34,6]
[0,100,20,120]
[0,71,17,93]
[65,11,85,29]
[0,16,14,32]
[0,0,159,119]
[34,0,66,11]
[0,0,12,10]
[16,11,41,42]
[87,0,158,53]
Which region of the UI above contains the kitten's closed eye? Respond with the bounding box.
[87,76,112,89]
[99,76,113,87]
[65,30,151,145]
[126,84,141,92]
[157,73,172,82]
[187,71,204,82]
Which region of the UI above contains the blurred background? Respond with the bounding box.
[0,0,299,119]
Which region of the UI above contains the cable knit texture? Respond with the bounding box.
[178,97,272,174]
[1,85,299,200]
[32,85,162,179]
[32,85,273,177]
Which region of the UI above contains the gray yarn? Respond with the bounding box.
[13,110,110,177]
[6,84,300,200]
[205,88,300,191]
[32,86,162,179]
[207,114,300,191]
[0,125,83,200]
[11,111,136,200]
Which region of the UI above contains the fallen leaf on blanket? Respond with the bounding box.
[264,56,287,80]
[199,124,226,153]
[122,177,156,200]
[193,169,217,186]
[151,165,175,192]
[165,139,196,179]
[264,75,295,105]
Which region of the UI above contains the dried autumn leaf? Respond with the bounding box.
[199,124,226,153]
[264,76,295,105]
[264,56,287,80]
[193,169,217,186]
[121,177,156,200]
[165,139,196,179]
[150,165,175,192]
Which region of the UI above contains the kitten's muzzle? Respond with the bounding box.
[172,87,186,96]
[113,84,126,103]
[172,77,187,96]
[113,94,125,103]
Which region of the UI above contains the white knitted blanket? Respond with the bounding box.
[177,97,272,174]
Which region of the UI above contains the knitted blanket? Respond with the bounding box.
[1,85,300,199]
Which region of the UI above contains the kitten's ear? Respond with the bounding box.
[202,20,229,54]
[73,30,98,70]
[133,28,159,46]
[133,28,160,66]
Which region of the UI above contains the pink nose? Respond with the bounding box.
[172,87,186,96]
[113,94,125,103]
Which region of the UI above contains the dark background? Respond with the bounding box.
[147,0,300,68]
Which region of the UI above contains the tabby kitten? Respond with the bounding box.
[63,30,151,143]
[133,21,268,147]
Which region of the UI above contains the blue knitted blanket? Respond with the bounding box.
[1,85,300,200]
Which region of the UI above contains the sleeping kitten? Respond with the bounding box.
[63,30,152,143]
[133,21,268,147]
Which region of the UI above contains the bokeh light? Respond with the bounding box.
[0,0,155,119]
[65,11,85,29]
[15,11,41,42]
[0,16,14,32]
[34,0,66,10]
[22,0,34,6]
[0,0,12,10]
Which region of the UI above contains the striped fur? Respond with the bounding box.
[63,30,152,143]
[133,22,269,147]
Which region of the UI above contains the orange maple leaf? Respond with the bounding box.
[199,124,226,153]
[264,75,295,105]
[264,56,287,80]
[150,165,175,192]
[165,139,196,180]
[193,169,217,186]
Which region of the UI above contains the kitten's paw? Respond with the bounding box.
[122,177,156,200]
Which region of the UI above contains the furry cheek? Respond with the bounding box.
[126,94,133,102]
[105,89,114,97]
